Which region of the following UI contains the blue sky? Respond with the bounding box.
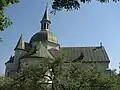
[0,0,120,74]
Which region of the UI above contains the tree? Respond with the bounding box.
[0,0,19,31]
[0,0,120,31]
[2,58,120,90]
[0,76,13,90]
[51,0,119,13]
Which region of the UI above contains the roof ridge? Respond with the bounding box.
[61,46,104,48]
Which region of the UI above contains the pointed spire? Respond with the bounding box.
[41,3,50,22]
[14,34,25,50]
[40,4,51,31]
[10,55,13,60]
[100,42,103,47]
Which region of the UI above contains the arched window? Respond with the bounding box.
[41,23,49,30]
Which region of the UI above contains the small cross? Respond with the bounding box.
[46,3,48,9]
[100,42,102,47]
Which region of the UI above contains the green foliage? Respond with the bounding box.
[0,0,19,31]
[51,0,120,14]
[1,58,120,90]
[0,76,13,90]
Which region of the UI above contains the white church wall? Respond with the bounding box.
[5,68,11,76]
[5,63,15,69]
[20,58,48,68]
[14,50,26,63]
[99,62,109,69]
[47,45,59,50]
[13,50,27,70]
[5,62,17,76]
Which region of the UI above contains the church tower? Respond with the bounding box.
[40,5,51,31]
[14,34,26,67]
[30,6,60,50]
[5,34,27,76]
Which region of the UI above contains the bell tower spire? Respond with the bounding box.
[40,3,51,31]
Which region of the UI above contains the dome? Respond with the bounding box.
[30,31,57,44]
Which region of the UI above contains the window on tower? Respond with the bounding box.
[47,23,49,29]
[41,23,44,29]
[44,23,46,29]
[7,72,10,76]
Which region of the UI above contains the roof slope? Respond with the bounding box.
[14,34,25,50]
[5,56,14,64]
[30,31,57,44]
[49,46,110,62]
[21,41,54,59]
[42,7,49,21]
[31,41,54,59]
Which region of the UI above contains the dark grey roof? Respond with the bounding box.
[49,46,110,62]
[5,56,14,64]
[41,7,51,24]
[24,42,32,51]
[14,34,24,50]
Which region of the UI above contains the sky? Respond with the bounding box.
[0,0,120,74]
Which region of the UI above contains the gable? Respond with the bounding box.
[21,42,54,59]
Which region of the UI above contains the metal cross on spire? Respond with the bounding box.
[46,3,48,9]
[100,42,103,47]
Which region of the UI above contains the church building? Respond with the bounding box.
[5,7,111,77]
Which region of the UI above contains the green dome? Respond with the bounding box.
[30,31,57,43]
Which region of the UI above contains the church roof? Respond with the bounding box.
[31,41,54,59]
[41,6,51,23]
[24,42,32,51]
[21,41,54,59]
[49,46,110,62]
[5,56,14,64]
[30,31,57,44]
[14,34,25,50]
[42,8,49,20]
